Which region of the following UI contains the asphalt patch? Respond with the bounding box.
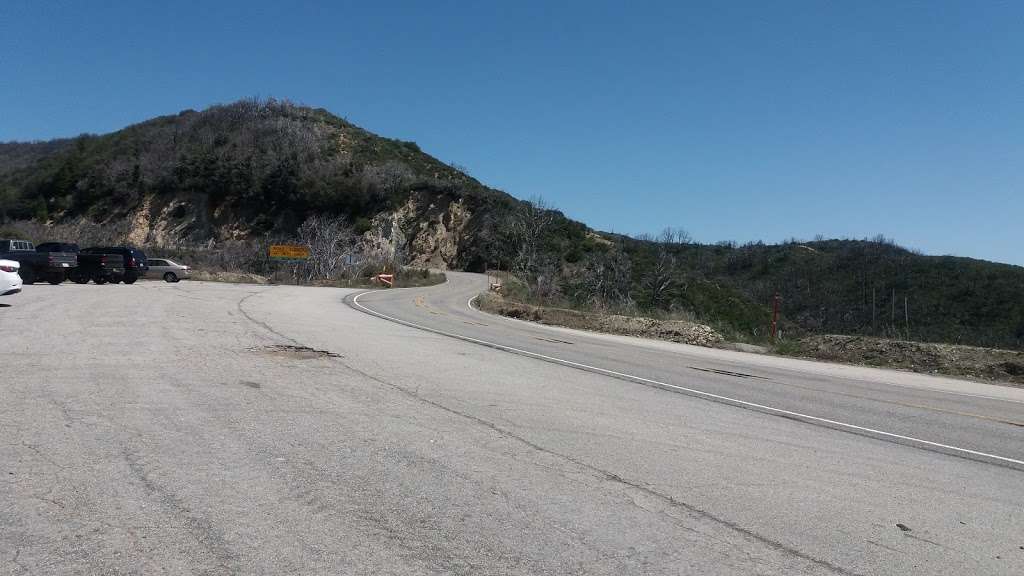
[249,344,341,360]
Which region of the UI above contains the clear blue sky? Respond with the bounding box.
[2,1,1022,264]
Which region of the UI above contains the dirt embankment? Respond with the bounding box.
[189,270,270,284]
[779,334,1024,386]
[477,294,724,348]
[478,294,1024,387]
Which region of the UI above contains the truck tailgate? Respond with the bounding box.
[43,252,77,268]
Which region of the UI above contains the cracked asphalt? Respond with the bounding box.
[2,280,1023,575]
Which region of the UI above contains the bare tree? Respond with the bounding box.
[659,227,691,245]
[632,228,691,309]
[359,160,414,202]
[641,228,686,308]
[574,248,633,309]
[295,215,357,282]
[509,196,557,276]
[448,162,471,177]
[531,259,564,303]
[60,218,131,246]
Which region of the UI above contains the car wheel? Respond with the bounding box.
[110,277,122,284]
[70,271,89,284]
[20,267,35,284]
[47,274,64,285]
[123,272,138,285]
[92,275,108,285]
[163,272,178,283]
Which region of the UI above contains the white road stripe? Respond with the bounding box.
[352,291,1024,469]
[469,295,1024,406]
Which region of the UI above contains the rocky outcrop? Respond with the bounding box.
[126,196,153,246]
[405,197,470,269]
[119,189,475,270]
[129,195,203,246]
[362,193,472,270]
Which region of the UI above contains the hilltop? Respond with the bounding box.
[0,98,564,269]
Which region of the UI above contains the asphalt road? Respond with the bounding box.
[2,276,1023,575]
[353,273,1024,467]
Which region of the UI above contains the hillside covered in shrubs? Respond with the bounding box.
[0,98,552,271]
[2,98,1023,350]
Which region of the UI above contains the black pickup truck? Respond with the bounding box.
[0,238,76,284]
[35,242,125,284]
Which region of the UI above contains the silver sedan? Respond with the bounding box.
[147,258,191,282]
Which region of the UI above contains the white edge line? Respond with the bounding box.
[354,291,1024,469]
[471,295,1024,406]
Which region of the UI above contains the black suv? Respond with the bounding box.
[81,247,149,284]
[36,242,125,284]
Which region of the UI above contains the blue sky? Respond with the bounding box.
[2,1,1021,264]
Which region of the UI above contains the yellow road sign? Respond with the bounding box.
[269,244,310,260]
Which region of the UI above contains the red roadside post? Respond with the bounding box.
[770,293,781,340]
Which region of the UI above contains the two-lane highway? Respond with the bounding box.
[4,277,1023,575]
[351,272,1024,470]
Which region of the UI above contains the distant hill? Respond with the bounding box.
[2,98,1021,349]
[0,139,74,174]
[615,236,1024,349]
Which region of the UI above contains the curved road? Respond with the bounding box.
[349,273,1024,574]
[4,276,1023,575]
[352,272,1024,469]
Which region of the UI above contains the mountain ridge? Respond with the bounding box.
[2,98,1022,349]
[0,98,543,269]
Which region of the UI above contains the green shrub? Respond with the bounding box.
[353,217,372,235]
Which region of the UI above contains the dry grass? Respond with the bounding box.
[189,270,270,285]
[476,293,723,347]
[774,334,1024,386]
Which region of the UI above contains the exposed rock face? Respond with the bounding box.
[123,190,473,269]
[363,206,408,267]
[131,195,204,246]
[126,196,153,246]
[362,193,472,270]
[406,197,470,269]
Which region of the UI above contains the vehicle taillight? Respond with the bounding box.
[0,265,17,273]
[129,257,136,267]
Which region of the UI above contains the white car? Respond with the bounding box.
[147,258,192,282]
[1,259,23,296]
